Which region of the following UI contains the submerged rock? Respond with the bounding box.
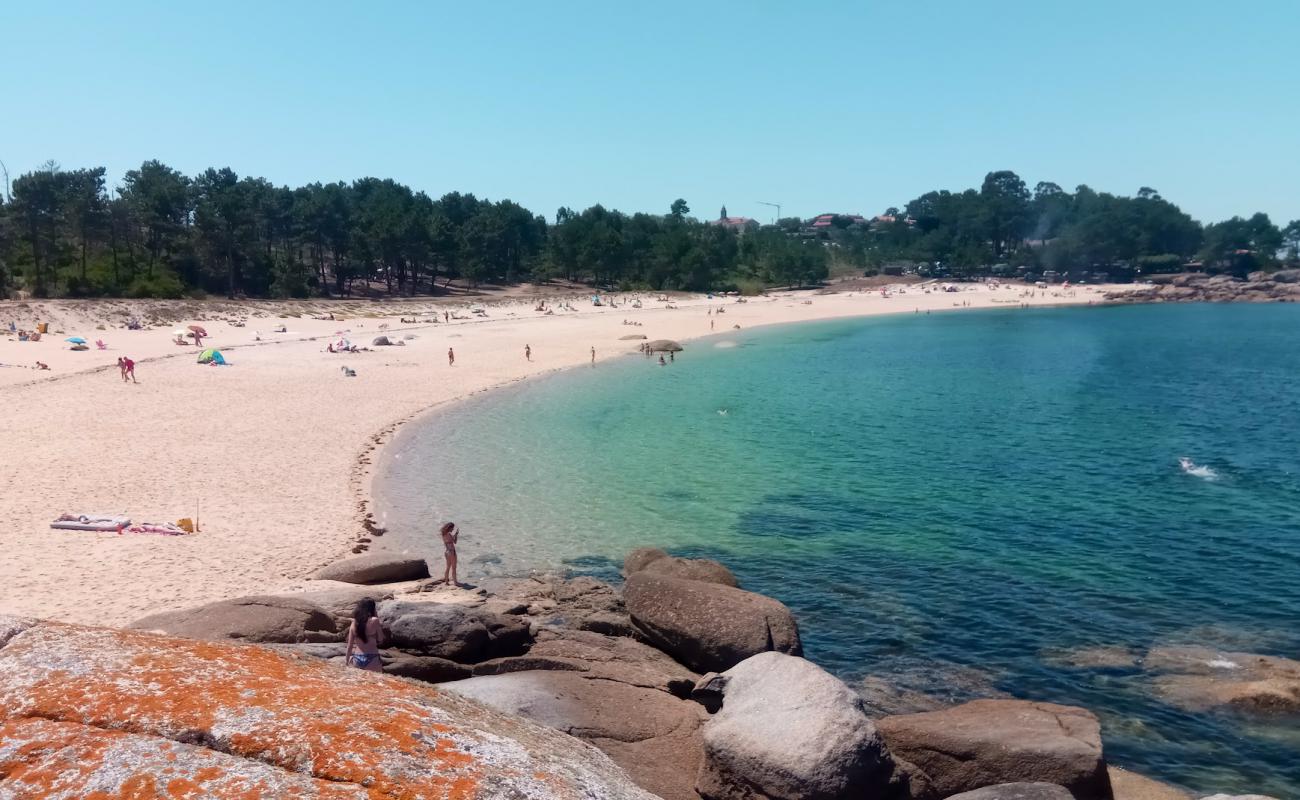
[309,553,430,584]
[128,595,338,644]
[876,699,1112,800]
[0,615,657,798]
[696,652,900,800]
[1144,646,1300,714]
[624,572,802,672]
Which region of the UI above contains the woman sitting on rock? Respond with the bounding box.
[345,598,384,672]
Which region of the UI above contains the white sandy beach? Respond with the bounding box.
[0,282,1130,626]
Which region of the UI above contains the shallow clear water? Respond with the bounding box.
[377,304,1300,796]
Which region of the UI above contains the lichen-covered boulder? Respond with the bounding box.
[876,699,1111,800]
[624,572,801,673]
[310,553,430,584]
[127,595,338,643]
[0,615,657,799]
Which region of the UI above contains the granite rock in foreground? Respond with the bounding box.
[0,614,657,799]
[947,783,1074,800]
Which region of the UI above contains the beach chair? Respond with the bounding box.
[95,339,107,350]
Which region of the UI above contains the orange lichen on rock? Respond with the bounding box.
[0,615,655,799]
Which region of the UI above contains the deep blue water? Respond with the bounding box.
[378,304,1300,796]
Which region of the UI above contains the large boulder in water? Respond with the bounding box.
[128,595,337,644]
[309,553,429,584]
[444,670,707,800]
[696,651,900,800]
[0,615,658,799]
[875,699,1111,800]
[623,572,801,672]
[379,599,530,662]
[623,547,671,576]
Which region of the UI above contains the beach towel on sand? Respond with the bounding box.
[51,514,130,532]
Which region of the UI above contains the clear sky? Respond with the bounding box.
[4,1,1297,226]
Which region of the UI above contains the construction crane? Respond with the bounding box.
[756,201,781,224]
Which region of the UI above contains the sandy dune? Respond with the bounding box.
[0,282,1128,625]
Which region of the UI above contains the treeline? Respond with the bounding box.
[0,162,1296,299]
[829,172,1298,278]
[0,161,827,299]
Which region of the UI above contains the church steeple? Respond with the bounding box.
[720,205,728,220]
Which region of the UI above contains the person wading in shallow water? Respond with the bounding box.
[440,521,460,587]
[345,598,384,672]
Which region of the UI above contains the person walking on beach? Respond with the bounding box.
[440,522,460,587]
[447,347,455,366]
[590,346,596,365]
[524,344,531,361]
[123,356,137,383]
[345,598,384,672]
[116,357,127,382]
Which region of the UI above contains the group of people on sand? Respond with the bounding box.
[116,356,137,383]
[344,521,461,673]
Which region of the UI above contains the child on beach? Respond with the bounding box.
[117,357,126,381]
[440,522,459,587]
[344,598,384,672]
[448,347,455,366]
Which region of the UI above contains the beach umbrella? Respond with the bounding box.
[187,325,208,336]
[172,329,186,336]
[645,339,683,353]
[65,337,86,344]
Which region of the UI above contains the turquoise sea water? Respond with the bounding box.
[377,304,1300,796]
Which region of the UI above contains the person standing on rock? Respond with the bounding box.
[345,598,384,672]
[440,522,460,587]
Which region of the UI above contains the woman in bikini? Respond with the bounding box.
[345,598,384,672]
[440,522,459,587]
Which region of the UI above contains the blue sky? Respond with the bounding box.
[4,1,1297,225]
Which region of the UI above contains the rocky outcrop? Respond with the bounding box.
[1108,766,1191,800]
[623,547,739,586]
[476,627,699,697]
[445,670,707,800]
[696,652,900,800]
[876,699,1111,800]
[492,574,636,637]
[128,595,338,643]
[947,784,1074,800]
[1143,646,1300,714]
[624,572,801,672]
[379,599,531,662]
[0,615,657,798]
[309,552,430,584]
[289,584,398,628]
[624,547,672,576]
[1107,272,1300,305]
[641,556,739,587]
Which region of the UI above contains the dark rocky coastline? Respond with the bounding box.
[2,549,1286,799]
[1106,270,1300,305]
